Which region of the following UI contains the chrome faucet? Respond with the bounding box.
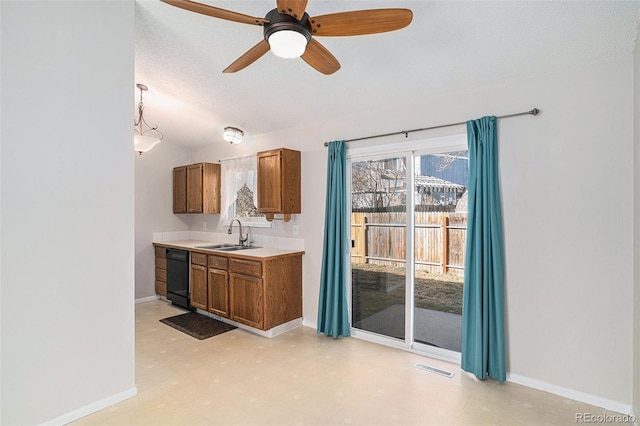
[228,217,249,246]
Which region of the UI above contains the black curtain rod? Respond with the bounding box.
[323,108,540,147]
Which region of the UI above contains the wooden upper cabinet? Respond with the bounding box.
[201,163,221,214]
[186,164,204,213]
[257,148,301,216]
[173,162,220,214]
[173,166,187,213]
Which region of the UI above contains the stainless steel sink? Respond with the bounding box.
[216,245,261,251]
[196,243,237,249]
[196,243,260,251]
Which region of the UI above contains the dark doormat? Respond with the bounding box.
[160,312,237,340]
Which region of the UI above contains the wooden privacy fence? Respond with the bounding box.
[351,211,467,277]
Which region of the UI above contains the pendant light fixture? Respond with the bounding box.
[134,83,163,155]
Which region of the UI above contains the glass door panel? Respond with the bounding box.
[351,156,407,341]
[412,151,469,353]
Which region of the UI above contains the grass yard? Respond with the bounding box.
[351,263,464,323]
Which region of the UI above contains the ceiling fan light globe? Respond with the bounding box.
[268,30,307,58]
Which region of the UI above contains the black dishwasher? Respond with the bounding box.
[166,248,192,310]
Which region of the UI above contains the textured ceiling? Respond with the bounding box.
[135,0,640,148]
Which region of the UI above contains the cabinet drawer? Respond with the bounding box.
[191,252,207,266]
[155,267,167,282]
[155,256,167,270]
[208,255,228,270]
[155,246,166,258]
[229,258,262,277]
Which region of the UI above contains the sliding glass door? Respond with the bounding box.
[412,150,468,356]
[350,155,408,341]
[348,137,468,361]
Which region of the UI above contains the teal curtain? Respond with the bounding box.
[461,116,506,381]
[317,140,351,338]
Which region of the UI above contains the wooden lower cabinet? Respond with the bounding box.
[208,268,229,317]
[156,245,303,332]
[190,253,208,310]
[190,264,208,310]
[155,246,167,296]
[262,254,302,330]
[230,273,264,329]
[228,254,302,331]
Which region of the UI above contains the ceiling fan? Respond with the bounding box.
[160,0,413,75]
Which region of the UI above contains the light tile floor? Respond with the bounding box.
[73,300,621,425]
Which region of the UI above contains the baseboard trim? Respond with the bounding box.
[135,295,160,304]
[194,308,303,338]
[302,319,317,330]
[262,318,304,338]
[40,386,137,426]
[507,373,632,415]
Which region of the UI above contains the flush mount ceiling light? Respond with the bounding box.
[134,83,163,155]
[263,10,311,59]
[223,126,244,144]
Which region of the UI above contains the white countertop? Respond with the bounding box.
[154,240,305,259]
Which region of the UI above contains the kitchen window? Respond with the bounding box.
[219,154,270,228]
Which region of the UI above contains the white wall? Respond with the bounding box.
[498,59,633,410]
[135,142,191,299]
[633,24,640,420]
[1,1,136,424]
[135,55,636,410]
[222,57,636,408]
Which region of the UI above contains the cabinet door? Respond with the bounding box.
[257,150,282,213]
[190,264,208,310]
[281,149,301,214]
[173,166,187,213]
[208,268,229,317]
[202,163,221,214]
[186,164,203,213]
[230,273,263,329]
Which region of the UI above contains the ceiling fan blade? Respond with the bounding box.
[309,9,412,36]
[301,39,340,75]
[161,0,269,26]
[223,40,271,73]
[276,0,308,20]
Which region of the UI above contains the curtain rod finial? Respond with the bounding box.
[531,108,540,116]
